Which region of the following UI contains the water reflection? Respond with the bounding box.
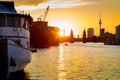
[58,45,66,80]
[24,42,120,80]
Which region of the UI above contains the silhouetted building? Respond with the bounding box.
[33,21,48,29]
[70,29,74,38]
[116,25,120,44]
[104,32,116,45]
[100,28,105,38]
[48,26,60,46]
[87,28,94,38]
[30,21,60,48]
[83,29,86,43]
[92,36,97,42]
[30,21,49,48]
[69,29,74,43]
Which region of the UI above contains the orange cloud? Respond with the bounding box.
[14,0,48,6]
[15,0,96,10]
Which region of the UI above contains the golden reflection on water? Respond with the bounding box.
[58,45,66,80]
[25,42,120,80]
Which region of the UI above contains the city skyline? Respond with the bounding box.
[14,0,120,37]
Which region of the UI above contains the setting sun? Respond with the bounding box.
[58,30,64,37]
[49,21,78,37]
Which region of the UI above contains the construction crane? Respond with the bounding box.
[43,6,49,21]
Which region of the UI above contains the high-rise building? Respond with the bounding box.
[116,25,120,43]
[87,28,94,38]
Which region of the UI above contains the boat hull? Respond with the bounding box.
[0,39,31,79]
[0,39,8,79]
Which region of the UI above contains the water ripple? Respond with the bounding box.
[25,42,120,80]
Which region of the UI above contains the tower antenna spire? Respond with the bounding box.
[99,10,102,36]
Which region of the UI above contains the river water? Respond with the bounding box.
[25,42,120,80]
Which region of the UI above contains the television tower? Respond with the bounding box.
[99,12,102,36]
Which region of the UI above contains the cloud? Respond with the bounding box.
[15,0,96,10]
[14,0,48,6]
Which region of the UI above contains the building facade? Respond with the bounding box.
[87,28,94,38]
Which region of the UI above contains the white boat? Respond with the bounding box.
[0,1,32,79]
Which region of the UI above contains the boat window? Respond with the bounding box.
[0,14,5,27]
[0,14,30,29]
[22,18,29,29]
[14,16,20,27]
[23,18,29,29]
[26,20,30,28]
[25,19,29,29]
[15,40,23,47]
[7,15,21,27]
[7,15,13,27]
[20,17,25,28]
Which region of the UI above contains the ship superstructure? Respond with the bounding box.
[0,1,32,79]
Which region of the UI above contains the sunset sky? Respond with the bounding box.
[13,0,120,37]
